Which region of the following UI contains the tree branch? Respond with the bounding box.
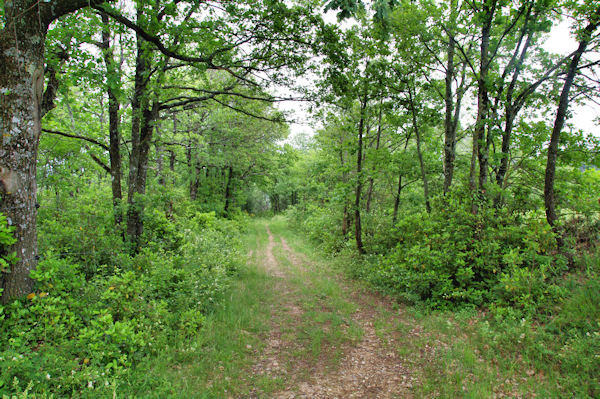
[42,128,109,151]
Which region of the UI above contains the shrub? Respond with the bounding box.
[369,196,564,312]
[0,205,243,397]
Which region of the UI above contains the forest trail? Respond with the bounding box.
[244,221,418,398]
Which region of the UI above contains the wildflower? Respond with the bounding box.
[88,381,93,389]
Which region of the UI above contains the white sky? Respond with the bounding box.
[278,14,600,143]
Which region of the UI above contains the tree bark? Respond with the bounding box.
[155,123,165,186]
[0,22,45,303]
[442,0,462,194]
[0,0,108,302]
[126,9,159,250]
[392,174,402,224]
[354,94,367,255]
[495,29,533,189]
[224,166,234,214]
[408,84,431,213]
[545,12,600,233]
[100,12,123,227]
[476,1,495,192]
[443,33,457,194]
[338,134,350,238]
[366,99,382,213]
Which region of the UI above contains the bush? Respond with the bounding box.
[366,196,564,312]
[286,204,347,253]
[0,204,243,397]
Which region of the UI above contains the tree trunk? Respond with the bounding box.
[408,85,431,213]
[0,22,46,303]
[545,14,600,233]
[366,99,382,213]
[495,29,533,189]
[186,143,199,200]
[495,110,516,189]
[476,3,494,192]
[100,12,123,227]
[354,94,367,255]
[442,0,460,194]
[155,123,165,186]
[342,204,349,236]
[126,18,155,249]
[392,174,402,224]
[470,1,496,197]
[224,166,234,214]
[0,0,110,302]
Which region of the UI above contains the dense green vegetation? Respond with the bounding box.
[1,0,600,397]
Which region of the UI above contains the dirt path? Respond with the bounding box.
[248,225,416,399]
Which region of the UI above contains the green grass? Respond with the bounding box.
[282,213,600,398]
[112,220,277,398]
[124,263,274,398]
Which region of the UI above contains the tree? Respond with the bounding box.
[0,0,110,303]
[544,3,600,236]
[0,0,321,300]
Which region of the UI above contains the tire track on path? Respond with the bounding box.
[247,224,415,399]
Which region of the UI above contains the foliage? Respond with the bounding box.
[0,212,17,275]
[354,195,567,313]
[0,191,243,397]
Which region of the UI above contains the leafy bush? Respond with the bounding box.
[364,196,564,312]
[0,204,243,397]
[286,204,347,253]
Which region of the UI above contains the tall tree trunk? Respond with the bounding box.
[342,204,349,236]
[338,134,350,238]
[443,34,457,194]
[366,99,383,213]
[126,29,151,249]
[0,20,45,303]
[224,166,234,214]
[392,174,402,224]
[155,123,165,186]
[186,142,198,200]
[476,3,495,191]
[442,0,460,194]
[100,12,123,227]
[126,0,166,250]
[409,85,431,213]
[470,1,496,196]
[545,13,600,234]
[0,0,104,302]
[495,30,533,189]
[127,99,158,248]
[495,110,516,189]
[170,113,177,184]
[355,94,367,255]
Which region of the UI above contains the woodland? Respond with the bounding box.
[0,0,599,397]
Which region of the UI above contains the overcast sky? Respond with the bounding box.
[278,14,600,142]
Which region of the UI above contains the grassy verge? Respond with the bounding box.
[113,221,276,398]
[125,264,274,398]
[281,212,599,398]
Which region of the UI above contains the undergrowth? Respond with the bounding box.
[0,186,248,398]
[286,192,600,397]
